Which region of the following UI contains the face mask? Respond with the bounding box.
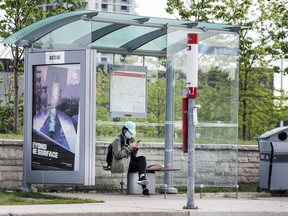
[125,131,133,139]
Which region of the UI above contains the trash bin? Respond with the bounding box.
[256,126,288,194]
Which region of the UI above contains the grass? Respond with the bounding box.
[238,139,258,145]
[0,189,103,205]
[0,133,23,140]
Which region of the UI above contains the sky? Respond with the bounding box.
[0,0,287,93]
[0,0,174,59]
[135,0,174,19]
[135,0,288,93]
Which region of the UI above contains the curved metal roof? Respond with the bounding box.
[1,10,242,57]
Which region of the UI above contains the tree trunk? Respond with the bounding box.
[13,47,19,134]
[242,68,248,140]
[242,99,247,140]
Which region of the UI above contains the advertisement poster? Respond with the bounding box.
[32,64,80,171]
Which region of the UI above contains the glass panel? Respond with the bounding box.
[95,54,167,143]
[92,25,158,48]
[1,10,242,48]
[33,19,95,50]
[167,27,239,187]
[138,35,166,52]
[1,10,92,45]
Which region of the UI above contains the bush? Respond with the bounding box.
[0,106,14,133]
[0,105,23,134]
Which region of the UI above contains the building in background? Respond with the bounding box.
[38,0,136,14]
[37,0,72,11]
[85,0,136,14]
[32,0,136,64]
[0,0,138,105]
[83,0,136,63]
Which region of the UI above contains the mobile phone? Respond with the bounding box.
[137,140,141,144]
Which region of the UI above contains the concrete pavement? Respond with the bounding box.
[0,192,288,216]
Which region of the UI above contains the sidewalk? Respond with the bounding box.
[0,192,288,216]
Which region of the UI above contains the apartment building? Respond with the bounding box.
[38,0,136,14]
[85,0,136,14]
[83,0,137,63]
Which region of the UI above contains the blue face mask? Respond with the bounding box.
[125,131,133,139]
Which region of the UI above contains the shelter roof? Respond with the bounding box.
[1,10,242,57]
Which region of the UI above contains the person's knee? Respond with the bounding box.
[139,155,146,160]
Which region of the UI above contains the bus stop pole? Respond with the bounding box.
[184,33,198,209]
[185,97,197,209]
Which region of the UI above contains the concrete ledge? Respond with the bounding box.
[0,139,260,190]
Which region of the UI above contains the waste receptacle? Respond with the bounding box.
[256,126,288,194]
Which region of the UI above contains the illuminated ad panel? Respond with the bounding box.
[110,65,147,118]
[32,64,80,171]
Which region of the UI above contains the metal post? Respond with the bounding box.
[184,98,197,209]
[161,56,178,194]
[21,45,32,192]
[183,33,198,209]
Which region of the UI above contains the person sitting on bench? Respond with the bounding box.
[104,121,150,197]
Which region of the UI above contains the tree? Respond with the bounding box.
[0,0,87,134]
[166,0,288,140]
[265,0,288,70]
[95,66,120,138]
[166,0,218,22]
[147,77,166,137]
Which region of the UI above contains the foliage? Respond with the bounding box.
[198,67,234,123]
[166,0,218,22]
[0,0,87,133]
[95,58,170,141]
[165,0,288,140]
[146,77,166,137]
[95,66,119,138]
[239,66,278,139]
[264,1,288,68]
[0,106,13,133]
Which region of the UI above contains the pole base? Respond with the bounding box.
[183,205,198,209]
[21,185,32,192]
[160,186,178,194]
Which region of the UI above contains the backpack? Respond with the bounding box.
[106,135,125,166]
[106,143,113,166]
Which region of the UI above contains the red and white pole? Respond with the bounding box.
[186,33,198,98]
[184,33,198,210]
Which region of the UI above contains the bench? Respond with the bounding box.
[127,171,156,194]
[127,164,180,195]
[104,164,179,195]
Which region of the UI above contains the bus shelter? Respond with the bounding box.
[1,10,242,191]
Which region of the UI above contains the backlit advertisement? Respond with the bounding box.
[32,64,80,171]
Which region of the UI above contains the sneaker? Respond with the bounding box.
[137,176,149,185]
[103,165,111,171]
[141,188,150,197]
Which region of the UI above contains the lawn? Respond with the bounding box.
[0,189,103,205]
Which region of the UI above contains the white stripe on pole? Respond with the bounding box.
[186,33,198,98]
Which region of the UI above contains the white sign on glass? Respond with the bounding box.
[110,65,147,118]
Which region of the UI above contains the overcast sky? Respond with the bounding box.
[135,0,174,18]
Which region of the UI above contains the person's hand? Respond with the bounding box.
[130,140,138,149]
